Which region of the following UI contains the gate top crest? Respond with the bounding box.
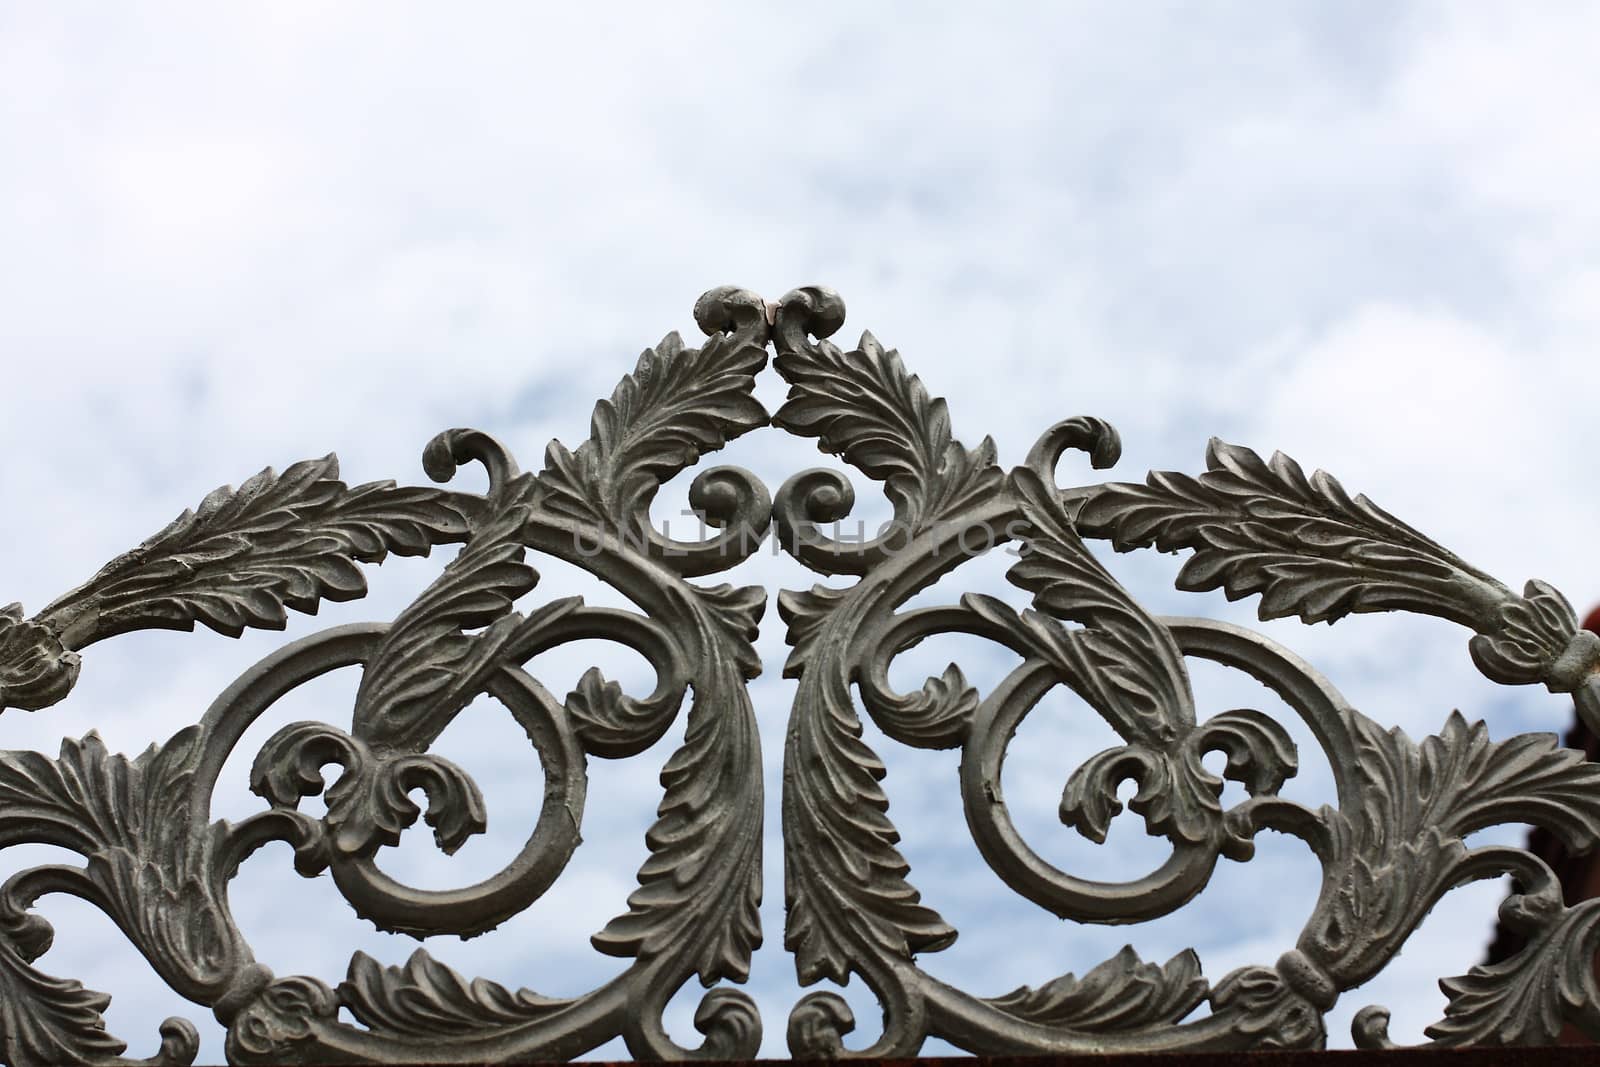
[0,286,1597,1064]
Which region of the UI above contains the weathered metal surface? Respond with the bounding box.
[0,286,1596,1064]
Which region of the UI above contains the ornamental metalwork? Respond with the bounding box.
[0,286,1597,1065]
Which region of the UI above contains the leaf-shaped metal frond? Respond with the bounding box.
[1075,439,1600,700]
[986,947,1209,1031]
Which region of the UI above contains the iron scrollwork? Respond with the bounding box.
[0,288,772,1065]
[0,286,1595,1063]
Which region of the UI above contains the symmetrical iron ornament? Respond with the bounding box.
[0,286,1597,1064]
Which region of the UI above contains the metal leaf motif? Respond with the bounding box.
[1347,711,1600,853]
[1004,467,1194,745]
[1051,709,1296,858]
[1469,578,1591,690]
[1075,438,1485,624]
[538,312,770,531]
[1193,708,1300,797]
[589,597,765,984]
[554,307,770,996]
[565,664,680,757]
[1423,900,1600,1046]
[868,662,979,749]
[351,495,542,745]
[3,730,236,978]
[0,729,230,1066]
[781,659,959,984]
[691,583,767,682]
[0,284,1597,1062]
[0,455,474,716]
[782,628,960,988]
[771,290,975,1009]
[60,456,472,638]
[0,289,785,1063]
[1075,438,1600,694]
[773,327,1001,531]
[251,721,488,862]
[338,950,566,1038]
[1305,710,1600,990]
[1207,966,1327,1050]
[987,947,1208,1031]
[0,943,126,1067]
[775,584,850,676]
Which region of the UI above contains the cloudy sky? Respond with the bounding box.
[2,2,1599,1061]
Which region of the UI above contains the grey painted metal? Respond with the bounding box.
[0,286,1595,1064]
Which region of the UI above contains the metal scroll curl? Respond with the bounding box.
[0,285,1596,1064]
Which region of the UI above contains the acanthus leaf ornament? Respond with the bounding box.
[984,947,1209,1032]
[771,290,970,1040]
[337,950,570,1039]
[1418,900,1600,1047]
[771,321,1002,537]
[0,455,480,717]
[1074,439,1600,706]
[0,284,1596,1063]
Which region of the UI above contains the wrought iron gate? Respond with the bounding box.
[0,286,1596,1064]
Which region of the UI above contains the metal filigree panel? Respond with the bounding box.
[0,286,1596,1064]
